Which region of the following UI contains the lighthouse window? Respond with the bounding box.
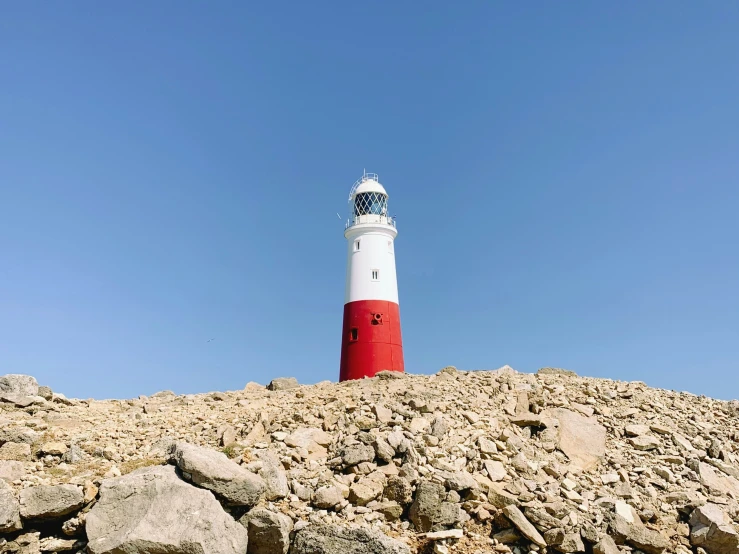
[372,269,379,281]
[350,328,358,341]
[354,192,388,216]
[354,240,360,252]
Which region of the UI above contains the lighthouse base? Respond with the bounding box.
[339,300,404,382]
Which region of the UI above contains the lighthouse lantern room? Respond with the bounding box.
[339,172,404,381]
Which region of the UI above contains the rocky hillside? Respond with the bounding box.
[1,367,738,554]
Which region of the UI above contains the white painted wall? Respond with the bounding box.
[344,222,399,304]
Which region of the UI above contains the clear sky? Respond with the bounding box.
[2,3,738,401]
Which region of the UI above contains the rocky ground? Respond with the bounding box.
[1,367,738,554]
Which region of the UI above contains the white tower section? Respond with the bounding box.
[344,173,399,304]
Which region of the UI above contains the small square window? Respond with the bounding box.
[371,269,379,281]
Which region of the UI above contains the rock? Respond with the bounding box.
[221,426,237,447]
[624,424,651,436]
[0,374,39,397]
[0,442,31,461]
[373,404,393,424]
[171,441,266,506]
[554,532,585,553]
[494,528,522,544]
[697,462,739,498]
[240,507,292,554]
[478,437,497,455]
[39,442,69,456]
[267,377,299,391]
[593,536,621,554]
[543,408,606,471]
[537,367,577,377]
[285,428,332,452]
[19,484,84,519]
[375,501,403,521]
[409,417,430,434]
[409,480,445,532]
[342,444,375,467]
[444,471,477,492]
[484,460,507,481]
[502,505,547,547]
[630,435,661,451]
[0,483,22,533]
[0,428,38,445]
[384,476,413,505]
[430,416,450,439]
[291,523,410,554]
[313,485,344,509]
[510,414,546,427]
[61,444,85,464]
[487,482,518,508]
[424,529,463,540]
[374,438,395,463]
[610,502,669,554]
[37,386,53,400]
[3,531,40,554]
[689,503,739,554]
[84,481,99,503]
[86,465,248,554]
[256,450,289,500]
[38,536,82,551]
[544,528,565,547]
[349,478,384,506]
[0,460,25,482]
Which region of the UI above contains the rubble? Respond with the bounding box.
[0,368,737,554]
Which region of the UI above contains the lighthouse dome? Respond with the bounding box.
[352,178,387,197]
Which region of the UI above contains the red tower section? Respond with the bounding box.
[340,300,404,381]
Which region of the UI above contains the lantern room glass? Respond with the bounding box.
[354,192,388,217]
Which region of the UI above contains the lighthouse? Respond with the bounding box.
[339,172,404,381]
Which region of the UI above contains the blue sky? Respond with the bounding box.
[1,2,738,400]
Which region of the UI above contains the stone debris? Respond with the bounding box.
[0,368,738,554]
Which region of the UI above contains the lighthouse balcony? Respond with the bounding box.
[346,214,396,230]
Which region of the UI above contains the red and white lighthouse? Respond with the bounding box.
[339,172,404,381]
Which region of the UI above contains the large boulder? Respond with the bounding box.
[19,484,84,519]
[0,374,39,397]
[543,408,606,471]
[86,465,249,554]
[240,507,292,554]
[0,482,22,533]
[171,441,266,506]
[291,523,410,554]
[689,503,739,554]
